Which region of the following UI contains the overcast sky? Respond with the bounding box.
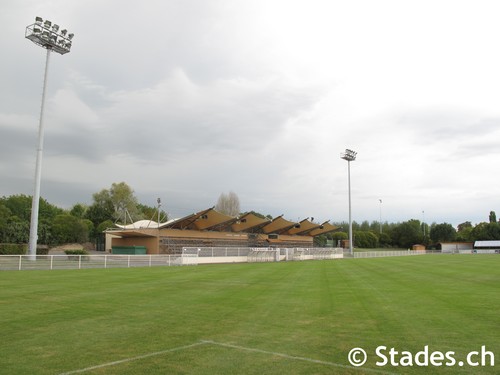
[1,0,500,226]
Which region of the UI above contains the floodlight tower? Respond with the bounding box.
[341,149,357,256]
[25,17,74,258]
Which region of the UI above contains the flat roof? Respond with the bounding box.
[474,240,500,247]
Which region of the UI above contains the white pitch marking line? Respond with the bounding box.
[58,341,208,375]
[201,340,398,375]
[60,339,398,375]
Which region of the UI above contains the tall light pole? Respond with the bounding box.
[379,199,382,234]
[25,17,74,258]
[422,210,426,239]
[341,149,357,255]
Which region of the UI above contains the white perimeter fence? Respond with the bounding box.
[0,247,344,271]
[182,247,344,263]
[0,254,197,271]
[353,250,428,258]
[1,248,494,271]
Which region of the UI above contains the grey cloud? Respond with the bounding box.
[85,70,324,162]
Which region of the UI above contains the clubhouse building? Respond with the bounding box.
[105,207,339,254]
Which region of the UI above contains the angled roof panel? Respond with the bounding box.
[164,207,214,230]
[231,212,271,233]
[286,219,321,235]
[262,216,298,234]
[308,222,339,236]
[195,210,238,231]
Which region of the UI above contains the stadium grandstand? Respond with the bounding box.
[105,207,339,254]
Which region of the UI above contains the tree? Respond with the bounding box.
[0,204,12,242]
[391,220,423,248]
[469,222,500,241]
[86,182,140,226]
[51,214,89,245]
[430,223,456,243]
[489,211,497,223]
[456,221,473,242]
[215,191,240,217]
[109,182,139,221]
[0,194,62,222]
[354,231,379,248]
[378,231,392,247]
[137,203,168,223]
[70,203,87,218]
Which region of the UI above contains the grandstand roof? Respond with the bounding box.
[112,207,339,237]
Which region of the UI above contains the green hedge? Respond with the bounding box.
[64,249,89,261]
[0,243,27,255]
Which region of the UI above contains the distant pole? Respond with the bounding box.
[157,198,162,226]
[341,149,357,256]
[25,17,74,259]
[379,199,382,234]
[157,198,162,254]
[422,210,425,238]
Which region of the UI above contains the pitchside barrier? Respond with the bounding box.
[353,250,427,258]
[4,249,492,271]
[182,247,344,264]
[0,254,198,271]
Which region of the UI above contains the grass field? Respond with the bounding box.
[1,255,499,374]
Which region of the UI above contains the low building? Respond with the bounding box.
[438,242,474,253]
[474,240,500,253]
[105,207,339,254]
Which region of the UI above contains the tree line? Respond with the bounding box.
[0,182,167,248]
[1,182,499,250]
[319,212,500,249]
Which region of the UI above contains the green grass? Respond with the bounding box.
[1,255,499,374]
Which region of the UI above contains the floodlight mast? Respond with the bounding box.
[25,17,74,259]
[341,149,357,256]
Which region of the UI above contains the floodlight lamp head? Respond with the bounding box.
[26,17,74,55]
[341,148,357,162]
[68,33,74,40]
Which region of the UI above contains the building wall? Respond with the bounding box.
[111,236,159,254]
[440,242,473,253]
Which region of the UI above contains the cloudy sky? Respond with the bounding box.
[1,0,500,226]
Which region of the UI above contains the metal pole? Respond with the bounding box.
[348,160,353,255]
[422,211,425,238]
[379,199,382,234]
[28,48,51,259]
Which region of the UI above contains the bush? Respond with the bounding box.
[0,243,27,255]
[37,246,49,255]
[64,249,88,255]
[64,249,89,261]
